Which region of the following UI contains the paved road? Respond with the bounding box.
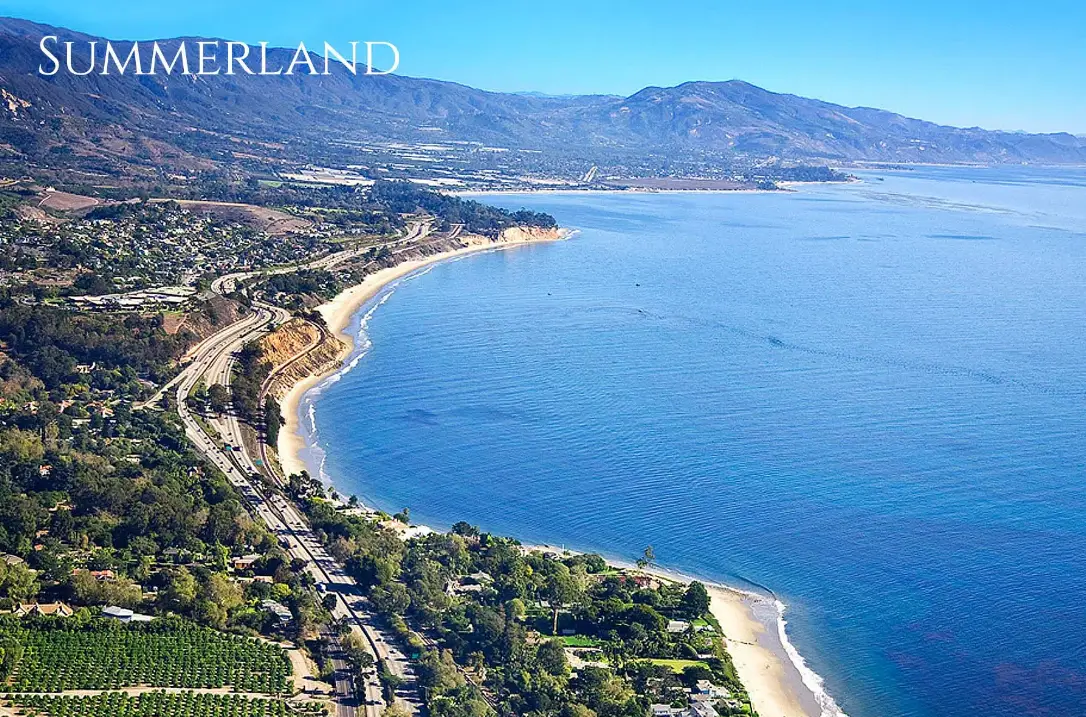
[151,224,435,716]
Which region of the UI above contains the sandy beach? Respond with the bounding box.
[706,585,830,717]
[277,226,570,477]
[274,224,838,717]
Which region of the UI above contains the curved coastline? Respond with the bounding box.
[277,226,846,717]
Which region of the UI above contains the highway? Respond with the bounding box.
[149,223,436,716]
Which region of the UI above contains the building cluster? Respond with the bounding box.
[67,285,199,311]
[0,203,326,297]
[652,680,742,717]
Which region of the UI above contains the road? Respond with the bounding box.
[151,223,436,716]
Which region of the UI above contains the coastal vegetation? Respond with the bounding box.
[289,474,753,716]
[369,181,557,236]
[0,171,738,713]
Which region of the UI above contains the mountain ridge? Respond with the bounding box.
[1,17,1085,183]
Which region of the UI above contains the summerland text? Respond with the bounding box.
[38,37,400,76]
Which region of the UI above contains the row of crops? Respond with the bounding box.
[5,691,326,717]
[0,617,292,694]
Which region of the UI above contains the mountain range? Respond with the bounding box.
[1,16,1085,183]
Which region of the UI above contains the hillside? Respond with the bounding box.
[1,17,1084,184]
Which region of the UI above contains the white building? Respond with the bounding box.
[102,605,153,623]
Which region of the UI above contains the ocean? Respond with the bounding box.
[298,167,1086,717]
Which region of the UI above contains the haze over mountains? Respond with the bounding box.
[2,16,1085,182]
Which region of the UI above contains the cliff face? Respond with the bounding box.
[453,226,568,251]
[259,319,346,401]
[259,319,320,367]
[495,226,568,244]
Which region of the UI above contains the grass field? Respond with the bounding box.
[642,658,711,673]
[559,635,602,648]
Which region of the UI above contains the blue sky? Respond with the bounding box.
[8,0,1085,134]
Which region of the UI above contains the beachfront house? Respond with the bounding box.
[667,619,691,633]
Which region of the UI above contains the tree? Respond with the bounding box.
[371,582,410,616]
[342,631,375,671]
[537,638,570,677]
[0,560,40,602]
[583,554,607,574]
[0,637,23,678]
[504,597,526,622]
[681,581,711,618]
[560,706,597,717]
[161,567,198,612]
[419,648,465,695]
[681,664,714,688]
[203,572,244,613]
[451,521,480,538]
[636,545,655,570]
[545,563,581,635]
[207,384,229,415]
[264,396,281,446]
[195,598,228,629]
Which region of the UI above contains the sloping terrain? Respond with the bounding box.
[1,16,1084,179]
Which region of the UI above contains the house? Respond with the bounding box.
[11,602,74,618]
[102,605,153,623]
[651,706,681,717]
[231,554,261,571]
[260,599,293,624]
[72,568,116,582]
[651,706,683,717]
[695,681,732,699]
[687,700,720,717]
[627,574,659,589]
[2,554,25,566]
[667,619,691,633]
[445,580,485,596]
[237,575,273,585]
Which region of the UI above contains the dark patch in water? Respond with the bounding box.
[399,408,440,425]
[927,233,1000,241]
[449,404,530,423]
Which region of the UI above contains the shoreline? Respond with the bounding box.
[277,226,571,478]
[275,224,844,717]
[526,543,842,717]
[450,186,789,197]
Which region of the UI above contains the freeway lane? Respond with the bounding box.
[135,220,446,715]
[151,224,437,716]
[171,306,406,717]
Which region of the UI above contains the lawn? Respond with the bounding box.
[559,635,602,648]
[643,658,711,673]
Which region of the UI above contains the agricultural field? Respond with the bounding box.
[4,691,323,717]
[0,618,291,695]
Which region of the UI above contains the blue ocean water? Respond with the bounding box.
[302,167,1086,717]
